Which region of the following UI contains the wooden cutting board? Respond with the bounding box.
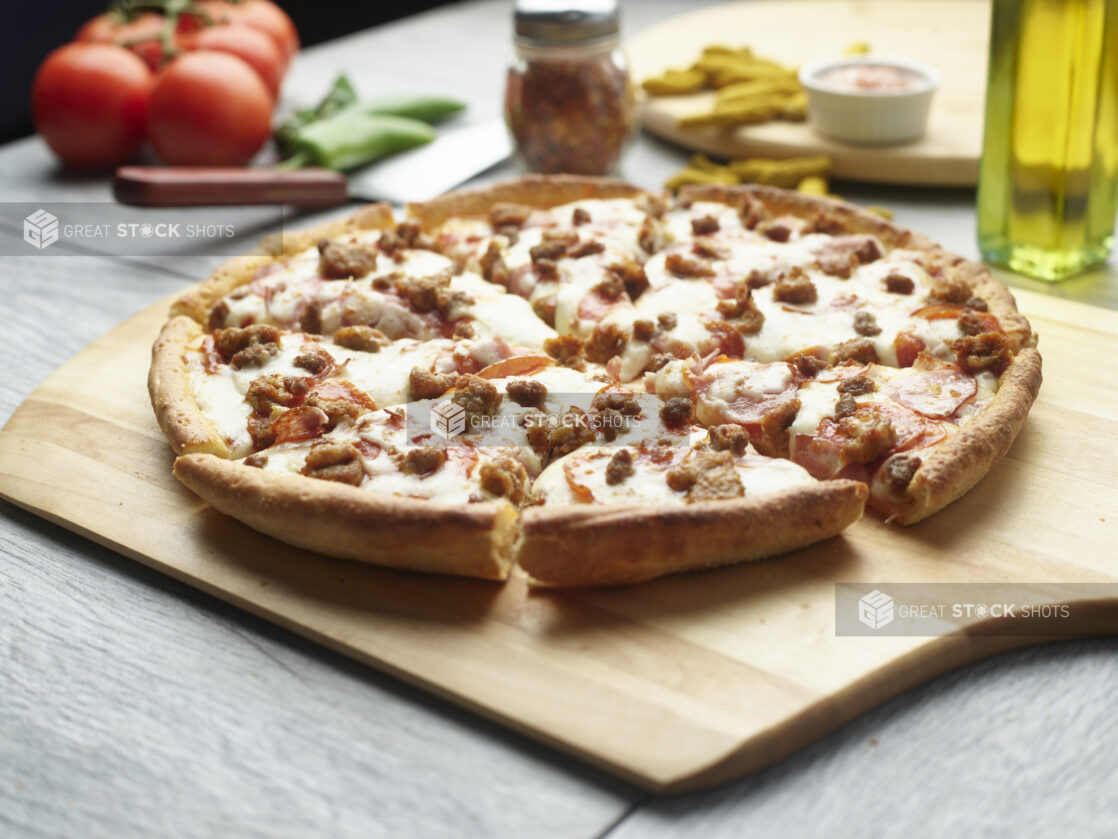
[626,0,990,186]
[1,285,1116,792]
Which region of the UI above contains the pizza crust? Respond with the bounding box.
[877,347,1043,525]
[174,453,519,580]
[170,203,396,325]
[149,316,232,458]
[406,174,647,229]
[517,479,867,586]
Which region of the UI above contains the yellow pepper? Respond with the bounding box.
[664,166,741,191]
[863,205,894,219]
[730,155,832,188]
[796,175,830,196]
[716,77,803,103]
[641,68,707,96]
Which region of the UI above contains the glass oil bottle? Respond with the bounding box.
[977,0,1118,281]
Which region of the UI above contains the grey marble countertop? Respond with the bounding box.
[2,2,1115,837]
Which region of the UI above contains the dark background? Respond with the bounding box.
[1,0,456,144]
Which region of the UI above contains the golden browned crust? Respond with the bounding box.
[876,348,1043,525]
[517,480,867,587]
[406,174,649,230]
[170,203,395,325]
[148,316,231,458]
[170,255,274,324]
[679,184,1037,353]
[949,257,1036,352]
[174,453,518,580]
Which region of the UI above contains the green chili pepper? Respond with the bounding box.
[360,95,466,124]
[275,75,359,158]
[275,75,466,169]
[279,110,437,171]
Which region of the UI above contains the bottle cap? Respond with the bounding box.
[514,0,620,46]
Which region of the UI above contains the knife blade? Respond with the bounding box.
[348,119,512,203]
[113,119,512,207]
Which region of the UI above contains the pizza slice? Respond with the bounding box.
[175,214,555,350]
[657,345,1041,524]
[169,360,609,580]
[149,317,543,459]
[576,194,1031,383]
[519,424,866,586]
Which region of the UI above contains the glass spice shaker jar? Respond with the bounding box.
[505,0,635,176]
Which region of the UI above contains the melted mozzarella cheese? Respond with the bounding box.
[661,201,747,242]
[188,370,254,457]
[185,332,317,458]
[335,339,452,408]
[788,379,842,438]
[215,235,455,330]
[533,440,817,506]
[646,358,694,397]
[450,272,556,348]
[704,361,794,405]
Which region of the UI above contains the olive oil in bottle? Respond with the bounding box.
[977,0,1118,281]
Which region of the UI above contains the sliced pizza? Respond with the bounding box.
[651,346,1041,524]
[151,175,1041,586]
[520,426,867,586]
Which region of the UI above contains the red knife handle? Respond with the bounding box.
[113,166,349,207]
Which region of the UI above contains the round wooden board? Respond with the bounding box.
[625,0,990,187]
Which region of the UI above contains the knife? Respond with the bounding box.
[113,119,512,207]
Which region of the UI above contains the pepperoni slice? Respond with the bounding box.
[828,293,861,311]
[911,303,964,320]
[355,439,382,460]
[691,361,797,426]
[791,398,946,479]
[864,401,946,451]
[887,368,977,419]
[476,353,553,380]
[793,423,878,481]
[308,380,377,411]
[445,444,480,478]
[506,265,537,298]
[563,458,596,502]
[577,287,626,323]
[816,363,871,384]
[441,335,518,375]
[702,319,746,358]
[201,335,222,373]
[912,304,1000,332]
[271,406,329,444]
[894,331,925,368]
[791,433,844,479]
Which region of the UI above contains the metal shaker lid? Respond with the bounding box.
[514,0,620,46]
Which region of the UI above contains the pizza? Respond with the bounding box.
[150,176,1041,586]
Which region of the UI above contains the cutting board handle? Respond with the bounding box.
[113,166,349,208]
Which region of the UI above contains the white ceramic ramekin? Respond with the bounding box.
[798,57,941,144]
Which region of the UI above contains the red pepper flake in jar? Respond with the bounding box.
[507,1,635,176]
